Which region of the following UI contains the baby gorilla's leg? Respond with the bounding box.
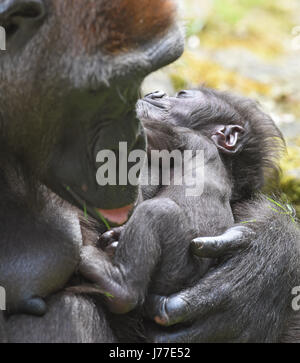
[79,198,186,314]
[78,245,138,314]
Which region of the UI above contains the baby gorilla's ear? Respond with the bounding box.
[211,125,245,155]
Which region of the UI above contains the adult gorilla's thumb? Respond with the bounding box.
[144,294,190,327]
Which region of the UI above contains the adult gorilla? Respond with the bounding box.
[0,0,183,342]
[0,0,299,343]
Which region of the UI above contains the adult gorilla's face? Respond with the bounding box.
[0,0,184,223]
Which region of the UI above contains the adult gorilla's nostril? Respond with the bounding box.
[0,0,46,44]
[144,91,167,99]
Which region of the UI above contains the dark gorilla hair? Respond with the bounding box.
[144,87,285,202]
[73,87,296,343]
[210,89,284,201]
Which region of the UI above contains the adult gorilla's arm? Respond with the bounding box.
[146,196,300,343]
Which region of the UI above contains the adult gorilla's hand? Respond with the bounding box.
[145,198,300,343]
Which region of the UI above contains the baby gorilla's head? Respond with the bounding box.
[137,87,284,202]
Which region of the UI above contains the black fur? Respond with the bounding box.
[77,88,300,342]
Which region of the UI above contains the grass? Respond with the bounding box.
[266,196,297,223]
[94,209,111,230]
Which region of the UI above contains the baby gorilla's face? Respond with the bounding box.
[136,89,207,128]
[136,88,247,155]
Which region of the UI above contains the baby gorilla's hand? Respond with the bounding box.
[97,227,124,258]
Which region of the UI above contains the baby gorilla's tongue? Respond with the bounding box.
[97,204,133,225]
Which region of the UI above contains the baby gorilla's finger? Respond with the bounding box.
[191,226,254,258]
[97,227,123,250]
[97,230,115,249]
[105,241,119,258]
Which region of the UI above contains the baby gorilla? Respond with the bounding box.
[77,87,278,318]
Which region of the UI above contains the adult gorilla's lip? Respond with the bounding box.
[143,24,184,73]
[62,184,134,225]
[96,204,134,225]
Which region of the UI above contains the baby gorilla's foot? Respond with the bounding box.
[19,297,47,316]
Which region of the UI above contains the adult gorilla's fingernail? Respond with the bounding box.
[154,316,168,326]
[97,204,134,225]
[155,297,186,327]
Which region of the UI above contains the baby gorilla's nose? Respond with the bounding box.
[144,91,167,99]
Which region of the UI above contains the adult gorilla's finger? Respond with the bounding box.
[191,226,254,258]
[145,284,227,327]
[145,295,190,327]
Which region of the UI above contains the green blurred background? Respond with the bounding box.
[143,0,300,217]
